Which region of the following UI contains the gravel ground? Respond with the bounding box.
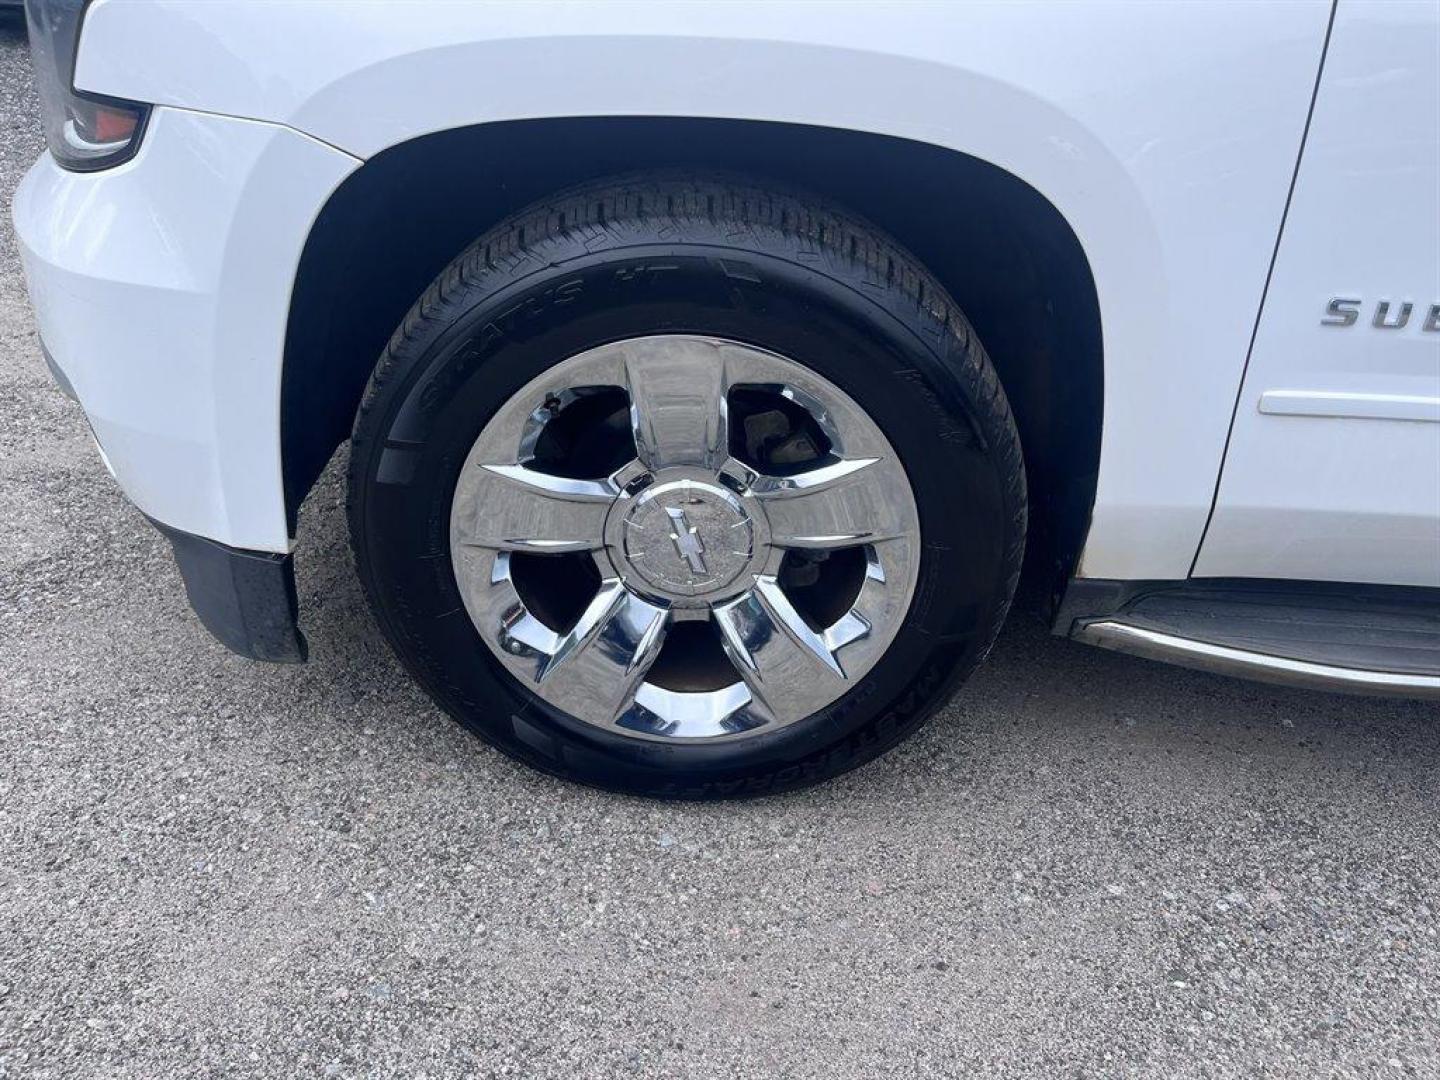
[1,17,1438,1079]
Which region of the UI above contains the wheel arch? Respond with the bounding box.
[281,116,1103,599]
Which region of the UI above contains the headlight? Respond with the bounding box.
[24,0,148,171]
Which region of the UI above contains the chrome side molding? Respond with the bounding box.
[1075,619,1440,700]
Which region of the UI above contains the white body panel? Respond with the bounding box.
[13,108,359,550]
[44,0,1331,571]
[1194,0,1440,587]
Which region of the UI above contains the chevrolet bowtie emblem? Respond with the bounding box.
[665,506,708,574]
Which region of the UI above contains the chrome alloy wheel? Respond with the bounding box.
[449,335,920,742]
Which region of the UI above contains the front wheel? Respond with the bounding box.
[347,175,1025,798]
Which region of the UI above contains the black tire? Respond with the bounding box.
[347,173,1026,798]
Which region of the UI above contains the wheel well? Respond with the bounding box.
[282,116,1102,603]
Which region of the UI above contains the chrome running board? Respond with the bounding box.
[1076,619,1440,700]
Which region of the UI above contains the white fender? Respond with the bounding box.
[75,1,1333,576]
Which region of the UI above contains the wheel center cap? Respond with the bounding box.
[621,480,754,599]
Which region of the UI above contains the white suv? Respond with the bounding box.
[14,0,1439,796]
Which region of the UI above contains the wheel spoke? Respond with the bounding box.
[623,337,729,471]
[713,577,848,720]
[741,456,907,550]
[625,682,762,739]
[454,464,614,553]
[535,581,670,722]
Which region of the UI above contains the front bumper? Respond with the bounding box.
[13,105,358,658]
[13,105,358,553]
